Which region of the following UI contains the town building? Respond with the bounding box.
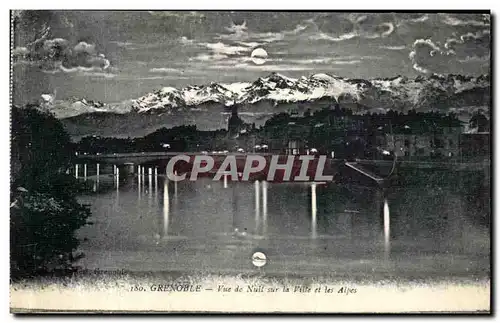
[377,126,463,160]
[460,132,490,162]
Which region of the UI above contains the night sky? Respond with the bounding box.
[12,11,490,105]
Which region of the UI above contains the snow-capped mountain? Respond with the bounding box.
[45,72,491,118]
[127,72,490,114]
[131,82,254,113]
[53,72,490,138]
[182,82,240,106]
[131,87,184,112]
[237,73,353,105]
[44,97,134,119]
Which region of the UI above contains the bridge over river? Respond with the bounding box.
[76,152,273,166]
[76,152,489,170]
[73,152,490,187]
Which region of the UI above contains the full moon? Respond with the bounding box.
[250,48,268,65]
[251,251,267,267]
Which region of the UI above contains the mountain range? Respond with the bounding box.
[51,72,490,139]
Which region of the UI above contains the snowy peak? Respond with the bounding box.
[255,72,298,89]
[69,97,106,108]
[182,82,236,106]
[239,72,359,104]
[51,72,490,117]
[116,72,492,114]
[131,87,184,112]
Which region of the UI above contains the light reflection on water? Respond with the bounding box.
[383,199,390,260]
[163,175,169,239]
[75,163,490,276]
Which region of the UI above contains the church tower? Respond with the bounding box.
[228,104,244,136]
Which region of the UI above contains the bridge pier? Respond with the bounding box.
[148,170,153,200]
[154,168,158,201]
[96,163,100,183]
[137,167,142,201]
[114,167,120,189]
[124,163,135,175]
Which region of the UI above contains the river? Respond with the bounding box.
[75,163,490,280]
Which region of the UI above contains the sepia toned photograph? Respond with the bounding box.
[9,10,491,313]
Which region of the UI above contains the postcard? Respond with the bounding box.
[9,10,491,313]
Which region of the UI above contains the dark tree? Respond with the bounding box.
[469,111,489,133]
[10,106,91,279]
[11,105,73,192]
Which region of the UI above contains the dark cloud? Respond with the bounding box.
[409,27,490,74]
[148,11,206,20]
[445,30,490,58]
[409,39,448,73]
[439,13,490,27]
[13,36,111,74]
[398,13,430,23]
[12,10,111,74]
[311,13,396,41]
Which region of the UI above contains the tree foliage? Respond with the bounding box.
[10,106,91,279]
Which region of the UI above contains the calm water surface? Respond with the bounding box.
[76,163,490,279]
